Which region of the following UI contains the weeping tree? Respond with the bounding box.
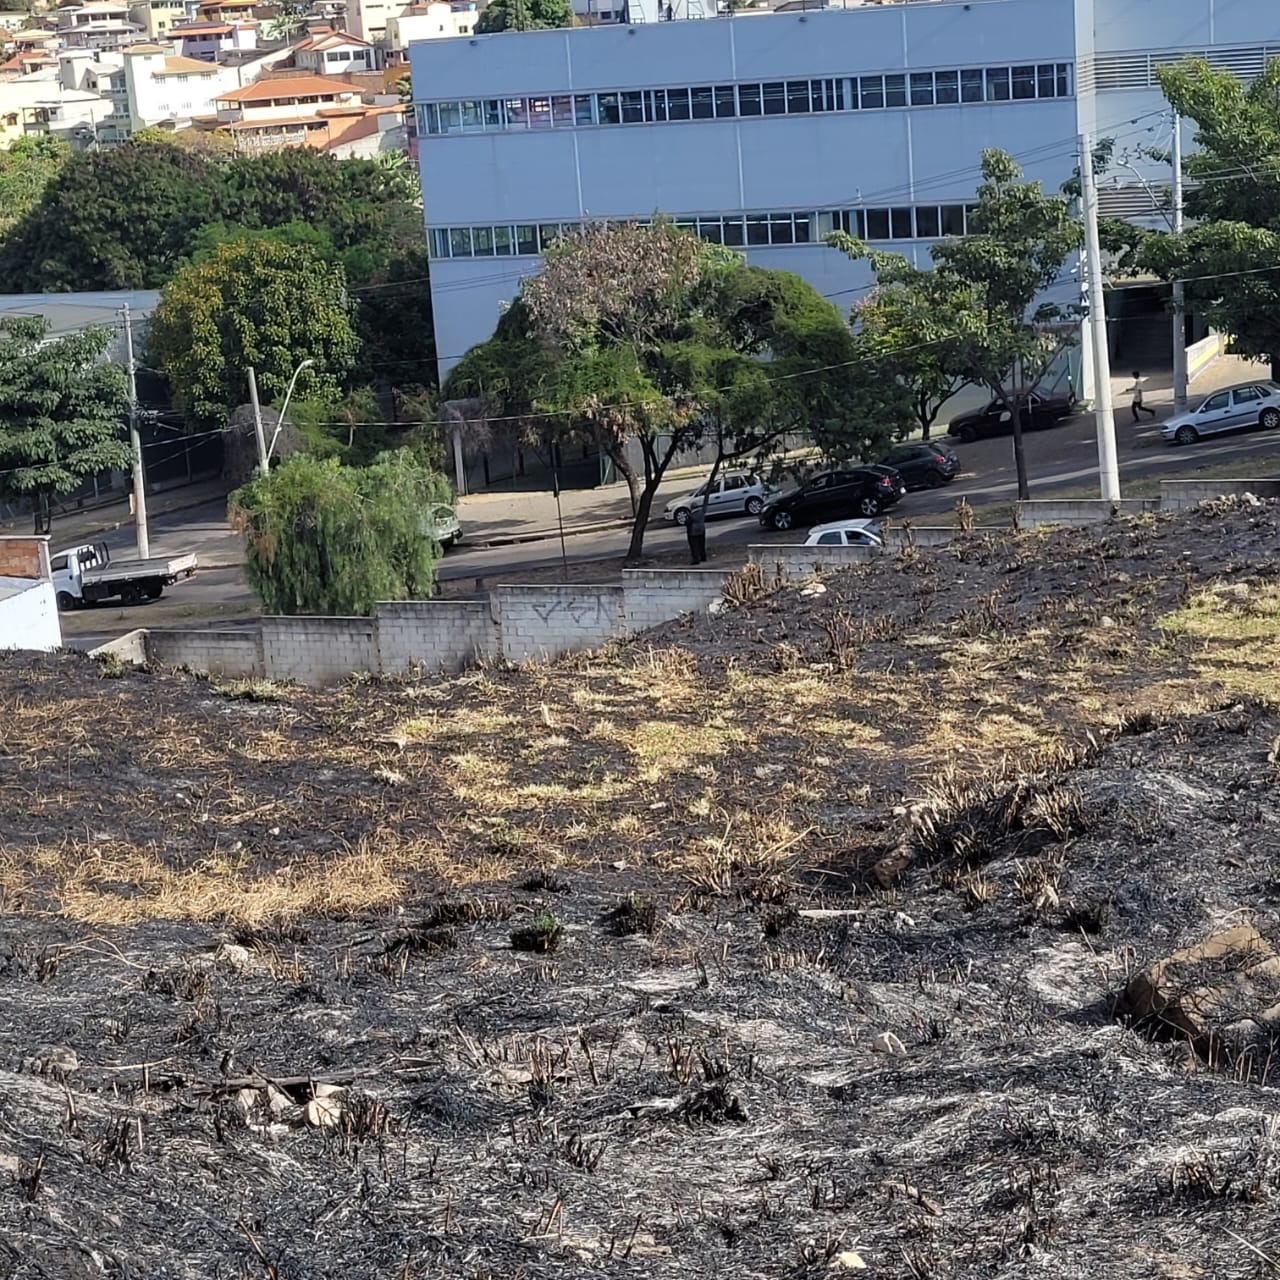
[229,451,453,615]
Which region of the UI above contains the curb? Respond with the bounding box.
[465,516,632,548]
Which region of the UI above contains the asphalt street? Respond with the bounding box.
[60,411,1280,648]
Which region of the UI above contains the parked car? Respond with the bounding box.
[876,441,961,489]
[759,466,905,530]
[1161,381,1280,445]
[804,519,884,548]
[425,503,462,549]
[946,390,1076,443]
[663,471,774,524]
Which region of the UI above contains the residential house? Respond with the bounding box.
[169,18,257,59]
[127,0,200,40]
[207,72,379,149]
[55,0,145,50]
[383,2,474,64]
[0,63,115,145]
[195,0,258,22]
[294,26,374,75]
[122,41,234,130]
[0,538,60,654]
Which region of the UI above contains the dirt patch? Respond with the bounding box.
[2,500,1280,1276]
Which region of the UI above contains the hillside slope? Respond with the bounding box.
[1,500,1279,1278]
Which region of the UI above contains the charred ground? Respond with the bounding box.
[2,501,1280,1278]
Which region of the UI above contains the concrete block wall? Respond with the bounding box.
[147,629,263,678]
[1159,478,1280,512]
[492,583,626,663]
[0,536,50,580]
[621,568,732,631]
[377,599,498,674]
[261,616,377,684]
[1015,498,1160,530]
[89,628,148,665]
[748,543,882,582]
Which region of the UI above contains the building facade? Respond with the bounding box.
[411,0,1280,386]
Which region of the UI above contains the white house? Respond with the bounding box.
[383,2,476,64]
[0,538,60,654]
[127,0,200,41]
[55,1,145,50]
[294,27,375,75]
[169,19,257,60]
[411,0,1280,388]
[122,41,234,130]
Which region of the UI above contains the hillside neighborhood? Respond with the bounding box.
[2,0,1280,1272]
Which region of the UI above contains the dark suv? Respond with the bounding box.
[876,441,961,490]
[759,466,905,531]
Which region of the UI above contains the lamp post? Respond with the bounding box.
[267,358,315,463]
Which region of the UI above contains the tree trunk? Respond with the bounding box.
[624,480,659,564]
[1272,354,1280,383]
[1010,391,1030,501]
[917,393,932,441]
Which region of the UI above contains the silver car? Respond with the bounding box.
[663,471,775,525]
[1161,381,1280,445]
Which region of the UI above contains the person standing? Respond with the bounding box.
[686,501,707,565]
[1130,370,1156,422]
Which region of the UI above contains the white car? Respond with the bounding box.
[1161,381,1280,444]
[803,519,884,548]
[663,471,774,525]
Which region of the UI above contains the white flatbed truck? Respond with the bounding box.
[51,542,198,610]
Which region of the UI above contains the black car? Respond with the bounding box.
[759,466,905,531]
[946,391,1076,443]
[876,441,961,490]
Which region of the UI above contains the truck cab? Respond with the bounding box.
[51,542,198,610]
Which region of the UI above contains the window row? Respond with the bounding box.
[427,203,984,259]
[418,63,1073,135]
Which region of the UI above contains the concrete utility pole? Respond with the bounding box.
[1080,132,1121,503]
[120,302,150,559]
[1171,109,1188,413]
[247,366,269,477]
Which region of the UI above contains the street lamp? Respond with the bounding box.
[267,358,315,462]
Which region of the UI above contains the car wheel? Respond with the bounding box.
[673,508,690,526]
[56,591,76,612]
[1174,424,1199,445]
[924,470,945,489]
[857,496,881,517]
[745,496,763,515]
[958,424,977,444]
[1260,407,1280,430]
[770,510,794,531]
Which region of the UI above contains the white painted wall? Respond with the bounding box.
[0,580,61,653]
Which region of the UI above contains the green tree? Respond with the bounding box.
[475,0,573,31]
[229,452,452,615]
[833,150,1082,499]
[0,136,69,238]
[148,240,359,430]
[0,318,130,533]
[1133,58,1280,379]
[353,244,437,392]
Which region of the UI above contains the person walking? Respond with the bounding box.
[686,501,707,565]
[1130,370,1156,422]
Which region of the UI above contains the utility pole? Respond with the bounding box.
[1171,109,1188,413]
[1080,132,1120,503]
[120,303,150,559]
[247,366,269,477]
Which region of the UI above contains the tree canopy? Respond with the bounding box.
[229,451,452,615]
[147,240,359,430]
[0,136,70,239]
[475,0,573,32]
[0,317,130,532]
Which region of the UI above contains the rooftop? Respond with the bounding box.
[214,73,358,102]
[156,53,219,73]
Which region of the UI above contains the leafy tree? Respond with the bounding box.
[228,452,452,615]
[1132,58,1280,379]
[353,244,438,392]
[0,136,69,238]
[148,240,359,429]
[475,0,573,32]
[833,150,1082,499]
[0,318,130,533]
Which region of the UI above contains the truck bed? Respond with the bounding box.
[82,553,198,584]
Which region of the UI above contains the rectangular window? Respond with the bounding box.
[762,81,786,115]
[722,216,745,246]
[1057,63,1071,96]
[449,227,472,256]
[698,217,723,244]
[597,92,620,124]
[437,101,462,132]
[770,213,794,244]
[504,97,528,127]
[965,204,979,233]
[746,215,770,245]
[1012,65,1036,99]
[865,208,890,239]
[940,204,965,236]
[985,67,1011,101]
[932,72,959,106]
[884,74,906,108]
[485,99,502,127]
[667,87,691,120]
[493,225,514,255]
[912,205,938,238]
[738,83,762,116]
[816,210,836,237]
[786,80,809,113]
[529,97,552,128]
[860,75,884,109]
[960,68,984,103]
[1037,63,1056,98]
[691,86,714,119]
[909,72,934,106]
[645,89,666,122]
[420,103,438,134]
[472,225,495,255]
[793,213,813,243]
[538,224,562,251]
[621,90,644,123]
[460,99,483,129]
[715,84,736,117]
[551,95,573,125]
[430,227,450,257]
[853,209,867,238]
[890,207,913,238]
[515,224,538,255]
[810,78,828,111]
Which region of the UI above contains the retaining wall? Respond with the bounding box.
[622,568,732,630]
[749,543,882,582]
[1015,498,1160,530]
[261,616,378,686]
[147,628,262,678]
[494,584,626,663]
[377,599,498,674]
[1160,478,1280,512]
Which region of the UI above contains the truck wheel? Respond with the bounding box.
[145,583,163,600]
[56,591,76,612]
[122,586,143,605]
